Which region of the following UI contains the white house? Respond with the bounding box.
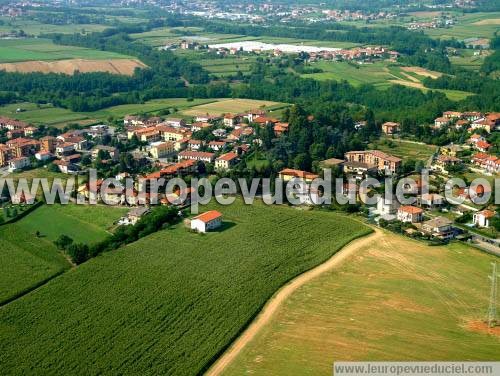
[397,205,424,223]
[374,195,400,220]
[8,156,30,171]
[473,209,496,228]
[35,151,53,161]
[190,210,223,233]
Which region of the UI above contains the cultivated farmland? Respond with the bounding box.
[15,204,128,244]
[0,58,146,75]
[0,38,135,63]
[181,98,287,116]
[0,199,370,375]
[0,221,70,305]
[223,232,500,376]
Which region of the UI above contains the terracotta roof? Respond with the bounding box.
[279,168,319,180]
[476,141,491,149]
[399,205,423,214]
[217,152,238,162]
[193,210,222,223]
[477,209,495,219]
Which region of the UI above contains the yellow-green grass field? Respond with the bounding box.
[0,38,133,63]
[181,98,288,116]
[0,199,370,375]
[223,232,500,376]
[369,137,438,161]
[301,61,474,101]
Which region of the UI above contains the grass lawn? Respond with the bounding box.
[0,221,70,305]
[0,199,370,375]
[181,98,286,117]
[223,232,500,375]
[15,204,128,244]
[369,137,437,161]
[0,38,133,63]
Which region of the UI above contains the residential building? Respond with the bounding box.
[434,117,449,128]
[274,122,290,136]
[190,210,223,233]
[208,141,227,151]
[344,150,402,174]
[56,142,76,157]
[187,139,203,151]
[165,118,186,128]
[418,193,443,208]
[8,156,30,171]
[223,114,240,128]
[471,113,500,133]
[178,151,215,163]
[215,152,239,171]
[473,209,496,228]
[40,136,57,153]
[35,151,53,161]
[421,217,454,240]
[150,141,175,159]
[381,121,400,134]
[91,145,120,160]
[397,205,424,223]
[278,168,319,183]
[6,138,41,158]
[432,155,462,173]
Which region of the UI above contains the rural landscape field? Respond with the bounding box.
[0,0,499,374]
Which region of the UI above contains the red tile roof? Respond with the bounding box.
[193,210,222,223]
[399,205,423,214]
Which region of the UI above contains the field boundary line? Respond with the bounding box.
[205,228,381,376]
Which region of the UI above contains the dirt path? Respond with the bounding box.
[205,229,381,376]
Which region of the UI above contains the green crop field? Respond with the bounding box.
[0,220,70,305]
[0,199,370,374]
[0,38,132,63]
[223,232,500,375]
[369,137,437,161]
[15,204,128,244]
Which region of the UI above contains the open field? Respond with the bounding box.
[131,27,361,49]
[450,49,491,71]
[0,199,370,375]
[0,98,220,128]
[0,220,70,305]
[302,61,473,101]
[181,98,287,116]
[424,12,500,40]
[16,204,128,244]
[0,17,108,36]
[222,232,500,375]
[369,137,437,161]
[0,58,146,75]
[0,38,134,63]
